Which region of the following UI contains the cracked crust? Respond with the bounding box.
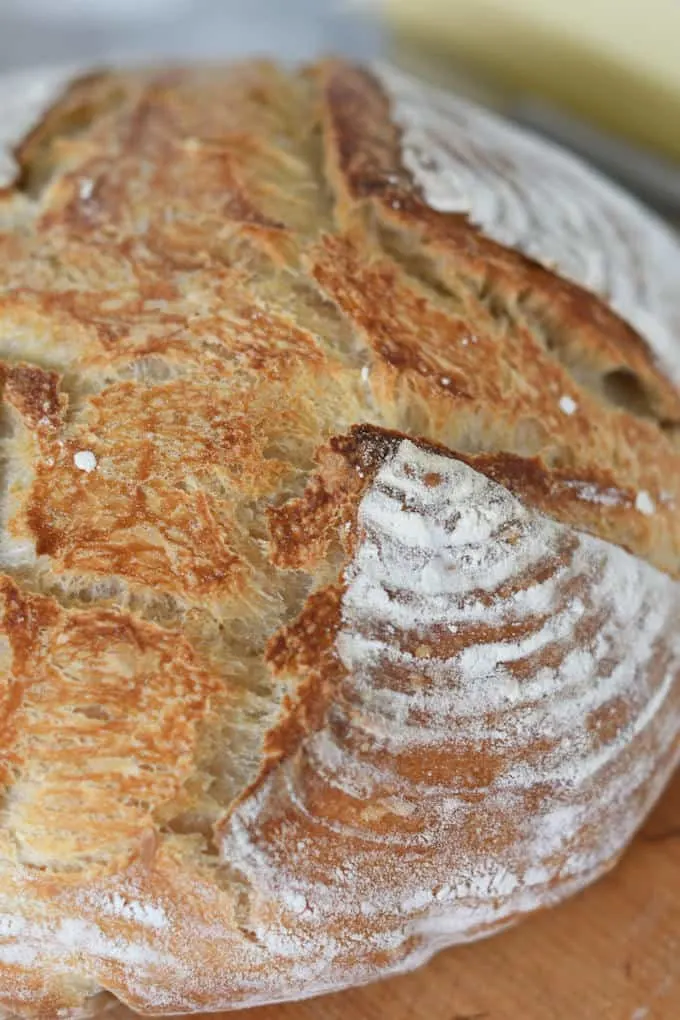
[0,59,678,1016]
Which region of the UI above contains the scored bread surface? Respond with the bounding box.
[0,58,678,1015]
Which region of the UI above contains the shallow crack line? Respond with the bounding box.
[373,220,674,433]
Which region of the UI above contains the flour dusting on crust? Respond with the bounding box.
[0,57,679,1015]
[378,65,680,382]
[217,440,680,996]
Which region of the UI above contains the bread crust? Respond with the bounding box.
[0,59,678,1015]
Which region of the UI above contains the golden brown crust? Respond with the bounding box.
[0,576,220,871]
[316,60,680,423]
[309,234,679,573]
[0,57,678,1016]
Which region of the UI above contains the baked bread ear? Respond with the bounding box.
[0,57,678,1016]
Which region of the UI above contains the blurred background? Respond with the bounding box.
[0,0,381,68]
[0,0,679,218]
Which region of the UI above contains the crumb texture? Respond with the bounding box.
[0,58,677,1016]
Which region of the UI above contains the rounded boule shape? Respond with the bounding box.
[0,57,678,1016]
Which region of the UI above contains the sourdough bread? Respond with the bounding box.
[0,58,678,1016]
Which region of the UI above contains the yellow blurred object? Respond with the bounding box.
[384,0,680,163]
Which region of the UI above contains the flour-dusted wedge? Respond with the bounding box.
[0,58,678,1017]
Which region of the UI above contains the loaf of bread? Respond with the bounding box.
[0,57,678,1017]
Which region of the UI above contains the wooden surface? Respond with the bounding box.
[208,768,680,1020]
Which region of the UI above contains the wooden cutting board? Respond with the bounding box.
[213,768,680,1020]
[110,769,679,1020]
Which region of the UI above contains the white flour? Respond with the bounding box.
[218,440,680,988]
[76,889,169,930]
[378,65,680,382]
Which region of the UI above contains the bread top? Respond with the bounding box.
[0,58,678,1015]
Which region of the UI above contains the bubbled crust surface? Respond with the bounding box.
[0,59,678,1016]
